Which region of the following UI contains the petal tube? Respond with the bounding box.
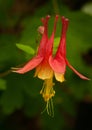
[49,55,66,73]
[66,59,90,80]
[12,56,43,74]
[56,16,69,58]
[37,15,50,56]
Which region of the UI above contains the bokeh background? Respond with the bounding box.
[0,0,92,130]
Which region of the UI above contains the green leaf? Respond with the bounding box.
[0,79,6,90]
[16,43,35,55]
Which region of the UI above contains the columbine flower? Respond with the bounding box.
[12,15,89,116]
[13,15,59,102]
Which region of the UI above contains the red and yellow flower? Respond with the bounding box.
[13,15,89,113]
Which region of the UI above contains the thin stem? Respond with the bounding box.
[0,70,11,78]
[52,0,60,14]
[0,63,25,78]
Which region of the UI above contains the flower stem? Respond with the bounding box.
[52,0,60,14]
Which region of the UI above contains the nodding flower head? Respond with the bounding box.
[12,15,90,116]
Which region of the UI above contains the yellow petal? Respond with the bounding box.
[55,72,65,82]
[34,61,53,80]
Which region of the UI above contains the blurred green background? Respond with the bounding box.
[0,0,92,130]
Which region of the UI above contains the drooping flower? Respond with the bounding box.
[12,15,89,115]
[13,15,61,103]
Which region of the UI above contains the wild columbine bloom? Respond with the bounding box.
[13,15,89,116]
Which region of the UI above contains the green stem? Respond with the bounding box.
[0,70,11,78]
[52,0,60,14]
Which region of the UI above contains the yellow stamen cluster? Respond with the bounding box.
[40,78,55,102]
